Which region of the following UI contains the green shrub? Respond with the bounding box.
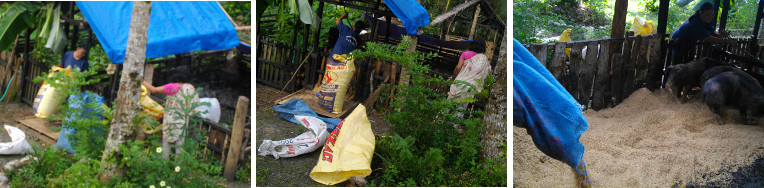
[9,146,76,187]
[352,37,504,186]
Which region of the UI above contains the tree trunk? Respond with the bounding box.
[99,1,151,183]
[480,35,507,159]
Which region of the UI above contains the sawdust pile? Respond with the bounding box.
[514,88,764,187]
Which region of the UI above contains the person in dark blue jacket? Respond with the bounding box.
[330,12,368,57]
[670,2,735,45]
[58,45,89,72]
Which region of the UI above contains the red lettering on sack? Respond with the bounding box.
[301,118,310,127]
[322,151,333,162]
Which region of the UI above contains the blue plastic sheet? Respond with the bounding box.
[55,91,105,154]
[512,38,589,177]
[272,99,341,132]
[76,1,239,64]
[384,0,430,35]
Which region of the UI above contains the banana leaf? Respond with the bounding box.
[0,2,39,51]
[37,3,55,40]
[296,0,319,30]
[45,4,65,54]
[287,0,297,15]
[45,26,66,54]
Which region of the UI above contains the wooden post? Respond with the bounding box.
[611,53,624,106]
[719,0,730,30]
[550,42,568,82]
[622,32,637,100]
[611,0,628,39]
[657,0,669,34]
[468,5,481,40]
[592,39,611,110]
[17,28,31,104]
[646,34,664,91]
[223,96,249,181]
[581,41,599,108]
[712,0,721,27]
[752,0,764,42]
[568,43,584,104]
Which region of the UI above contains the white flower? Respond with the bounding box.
[175,166,181,172]
[149,185,155,188]
[160,181,166,186]
[156,147,162,153]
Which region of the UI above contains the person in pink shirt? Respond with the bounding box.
[448,38,492,131]
[142,66,200,159]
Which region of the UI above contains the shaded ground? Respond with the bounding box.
[0,103,39,166]
[255,83,389,186]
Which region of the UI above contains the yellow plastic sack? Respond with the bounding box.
[33,66,71,119]
[310,104,375,185]
[139,85,164,134]
[559,29,572,56]
[630,17,656,36]
[316,54,356,114]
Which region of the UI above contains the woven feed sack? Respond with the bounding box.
[139,85,164,134]
[33,66,71,119]
[310,104,375,185]
[316,54,355,114]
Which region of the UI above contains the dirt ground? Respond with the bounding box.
[255,83,389,186]
[514,87,764,187]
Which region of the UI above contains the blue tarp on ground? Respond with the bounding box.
[272,99,341,132]
[76,1,239,64]
[384,0,430,35]
[512,38,589,177]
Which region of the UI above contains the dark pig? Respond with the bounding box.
[665,57,726,103]
[701,71,764,125]
[699,66,751,88]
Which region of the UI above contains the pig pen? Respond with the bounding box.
[514,87,764,187]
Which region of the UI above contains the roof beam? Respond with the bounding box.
[430,0,481,26]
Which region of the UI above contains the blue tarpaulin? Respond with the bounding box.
[55,91,104,154]
[384,0,430,35]
[513,38,589,178]
[76,1,239,64]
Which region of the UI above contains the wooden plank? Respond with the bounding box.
[592,40,611,110]
[635,35,650,89]
[569,43,585,104]
[18,118,59,140]
[17,117,59,145]
[224,96,249,181]
[530,45,547,67]
[611,53,624,105]
[618,36,633,104]
[549,42,567,84]
[581,41,599,109]
[623,33,639,100]
[645,34,664,91]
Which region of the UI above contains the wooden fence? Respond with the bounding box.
[256,36,304,92]
[525,33,762,111]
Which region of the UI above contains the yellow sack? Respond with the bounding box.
[139,85,164,134]
[630,17,656,36]
[316,54,356,114]
[33,66,71,119]
[310,104,375,185]
[559,29,572,56]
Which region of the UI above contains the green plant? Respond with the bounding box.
[33,63,109,159]
[352,37,503,186]
[222,1,251,25]
[9,146,76,187]
[235,161,251,182]
[46,158,102,187]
